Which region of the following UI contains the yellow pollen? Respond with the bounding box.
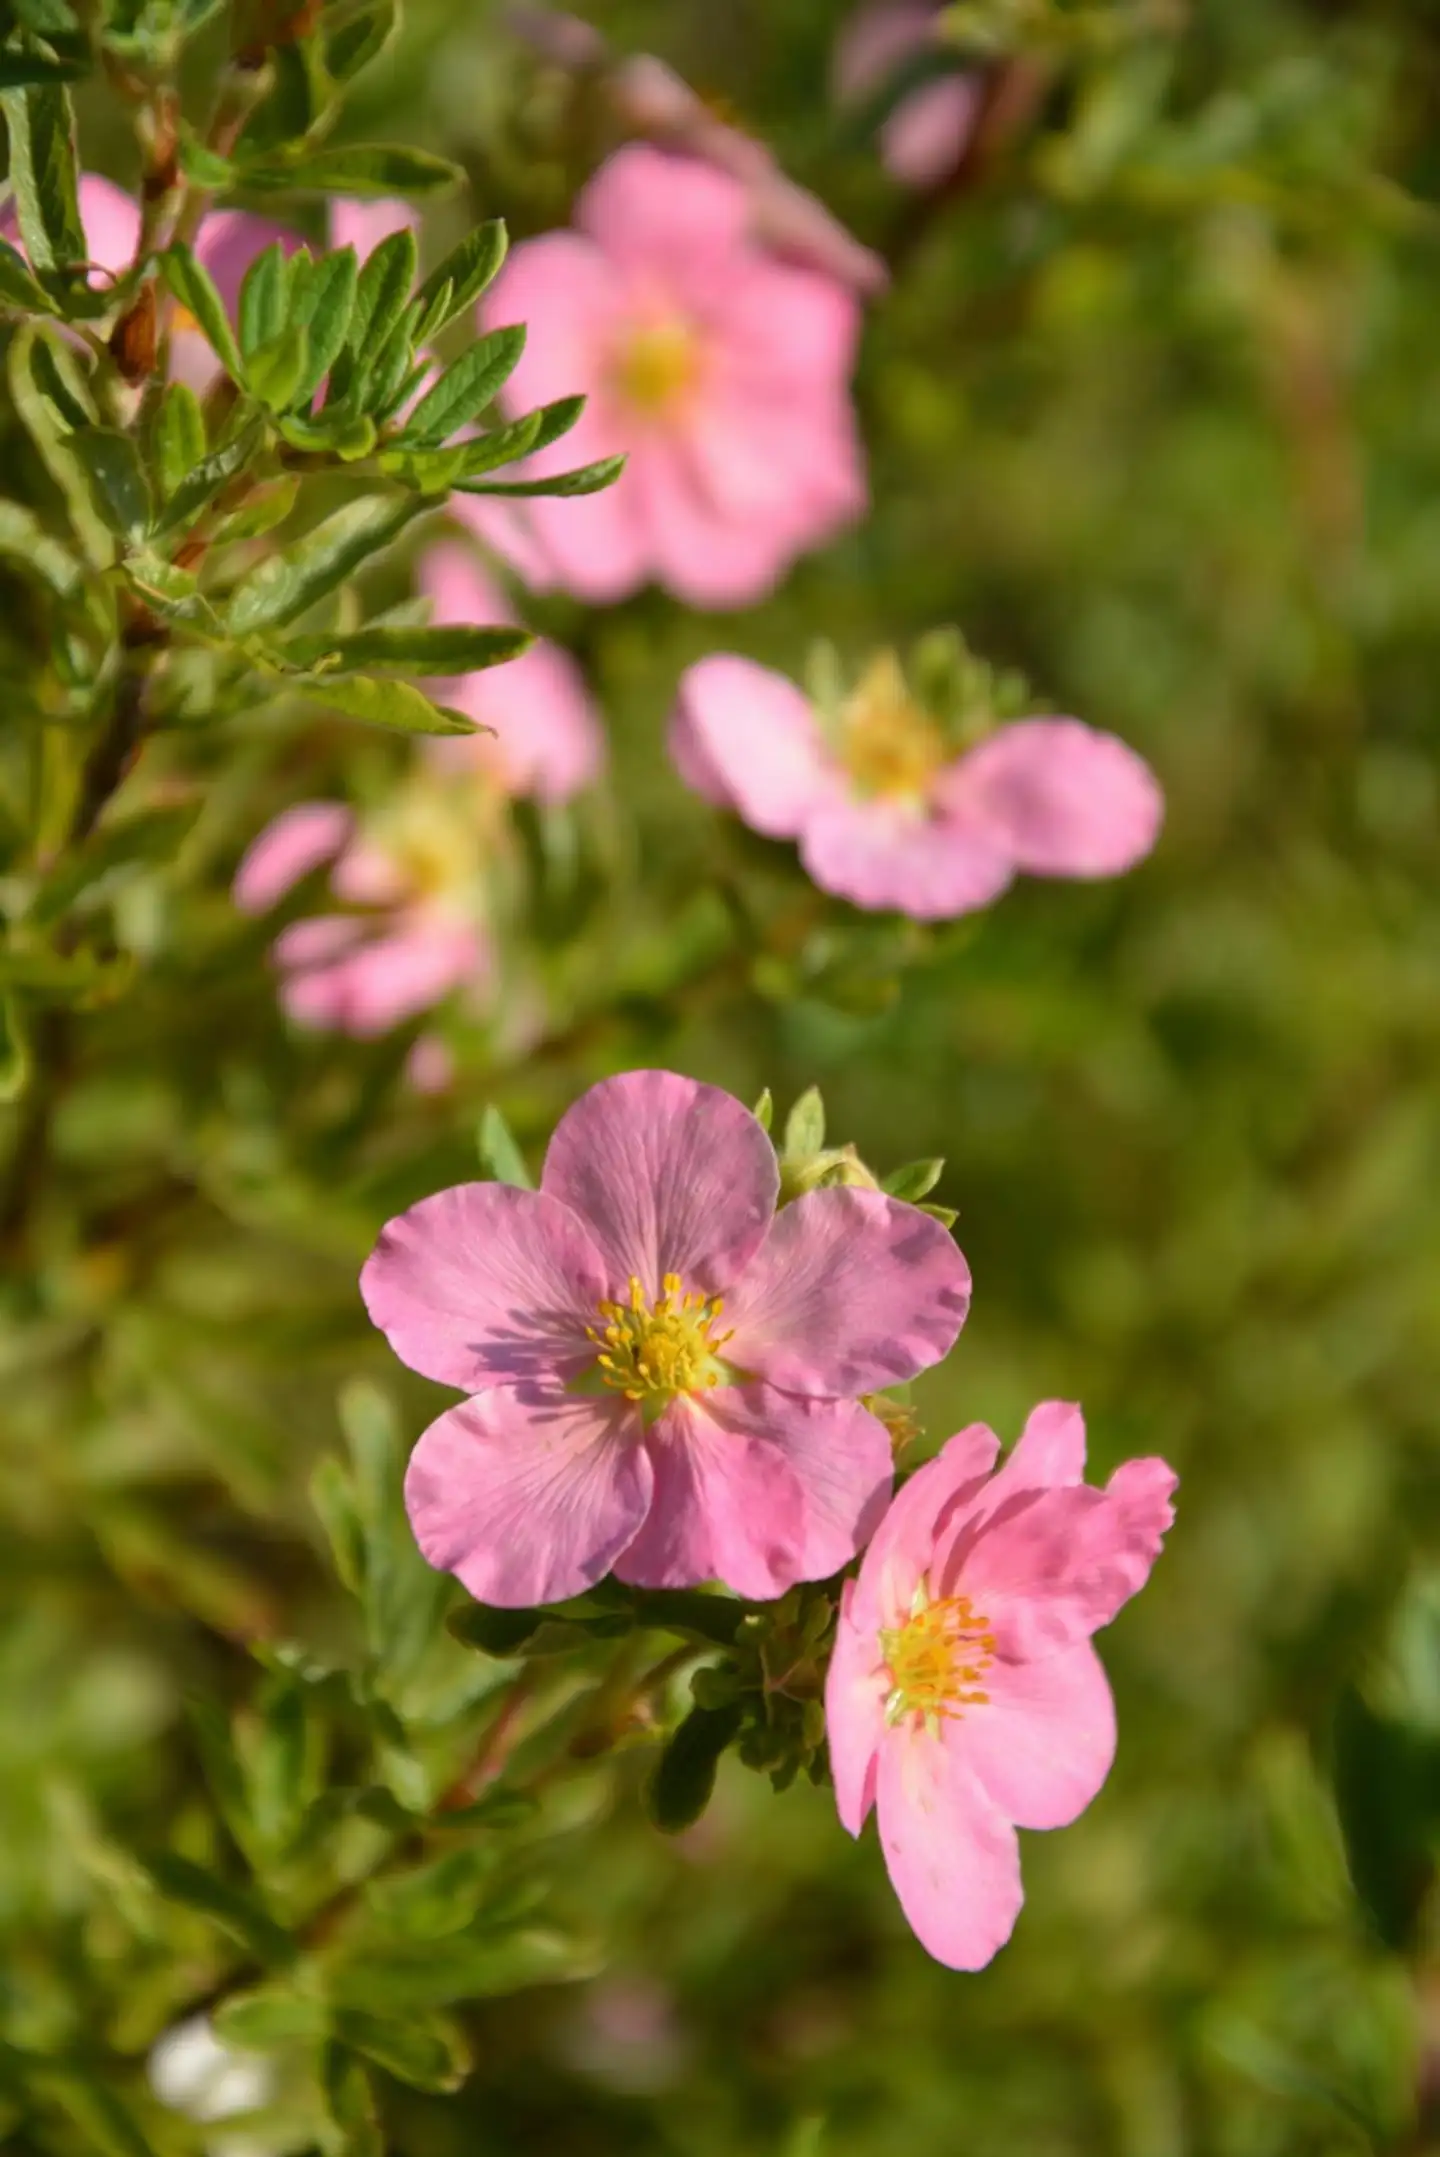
[586,1272,734,1405]
[172,302,200,336]
[612,319,700,416]
[879,1590,996,1731]
[840,651,946,804]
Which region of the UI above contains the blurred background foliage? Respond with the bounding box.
[7,0,1440,2151]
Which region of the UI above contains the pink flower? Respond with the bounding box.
[233,795,491,1037]
[825,1403,1177,1969]
[833,3,982,190]
[669,652,1163,920]
[476,144,866,610]
[417,541,604,802]
[361,1070,972,1606]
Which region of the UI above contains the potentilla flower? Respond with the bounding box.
[833,3,982,190]
[475,143,866,609]
[418,541,604,801]
[669,647,1163,921]
[361,1070,972,1606]
[825,1403,1177,1969]
[233,786,493,1037]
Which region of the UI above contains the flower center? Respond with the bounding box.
[879,1588,995,1730]
[611,320,700,416]
[840,652,946,804]
[588,1273,734,1408]
[376,787,489,902]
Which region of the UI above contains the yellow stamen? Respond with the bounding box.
[586,1271,734,1407]
[879,1587,995,1734]
[611,319,700,416]
[840,651,946,804]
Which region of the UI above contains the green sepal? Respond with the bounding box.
[477,1101,532,1187]
[647,1701,744,1833]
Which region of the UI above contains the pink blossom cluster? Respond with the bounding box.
[363,1070,1176,1971]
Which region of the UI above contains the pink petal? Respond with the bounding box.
[932,1401,1088,1563]
[540,1070,778,1295]
[418,538,517,630]
[79,175,140,277]
[454,493,563,595]
[959,1642,1116,1831]
[405,1032,456,1095]
[233,803,353,913]
[405,1388,652,1607]
[628,442,807,608]
[523,485,650,607]
[578,144,750,285]
[723,1186,971,1396]
[613,1392,811,1599]
[876,1726,1023,1970]
[305,917,479,1035]
[196,209,303,314]
[882,75,984,190]
[480,230,618,409]
[848,1422,1001,1635]
[441,639,604,802]
[329,196,419,257]
[833,2,938,103]
[825,1578,887,1834]
[360,1179,609,1392]
[670,657,837,838]
[941,718,1163,879]
[329,836,410,908]
[949,1458,1178,1659]
[799,795,1014,920]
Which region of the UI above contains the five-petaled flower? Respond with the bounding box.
[670,650,1163,921]
[825,1402,1176,1968]
[473,143,866,609]
[361,1070,972,1606]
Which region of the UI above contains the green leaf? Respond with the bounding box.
[0,996,30,1103]
[452,395,584,480]
[784,1086,826,1157]
[326,0,397,79]
[0,49,87,87]
[31,801,201,924]
[478,1102,533,1187]
[0,235,56,312]
[150,380,208,503]
[247,142,462,197]
[139,1850,296,1964]
[365,1847,498,1940]
[225,492,428,635]
[68,428,153,539]
[310,1454,366,1597]
[212,474,300,542]
[275,623,529,674]
[412,218,508,334]
[1332,1684,1440,1953]
[335,2010,469,2093]
[26,2069,152,2157]
[339,226,416,386]
[177,133,236,188]
[215,1984,330,2050]
[402,326,527,443]
[293,244,357,400]
[0,498,80,593]
[152,417,265,537]
[286,671,481,735]
[244,1674,317,1856]
[364,302,423,421]
[882,1157,946,1203]
[279,409,377,461]
[648,1702,744,1833]
[0,84,83,276]
[320,2044,382,2157]
[159,243,243,378]
[9,322,111,567]
[238,238,291,357]
[0,941,129,997]
[123,553,224,632]
[752,1087,774,1132]
[328,1926,597,2009]
[626,1586,748,1648]
[457,453,625,499]
[918,1200,958,1228]
[446,1602,549,1657]
[245,322,311,412]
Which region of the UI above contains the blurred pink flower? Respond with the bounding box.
[826,1403,1177,1969]
[834,3,983,190]
[477,144,866,610]
[362,1069,971,1606]
[233,796,490,1037]
[669,652,1163,920]
[418,541,604,801]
